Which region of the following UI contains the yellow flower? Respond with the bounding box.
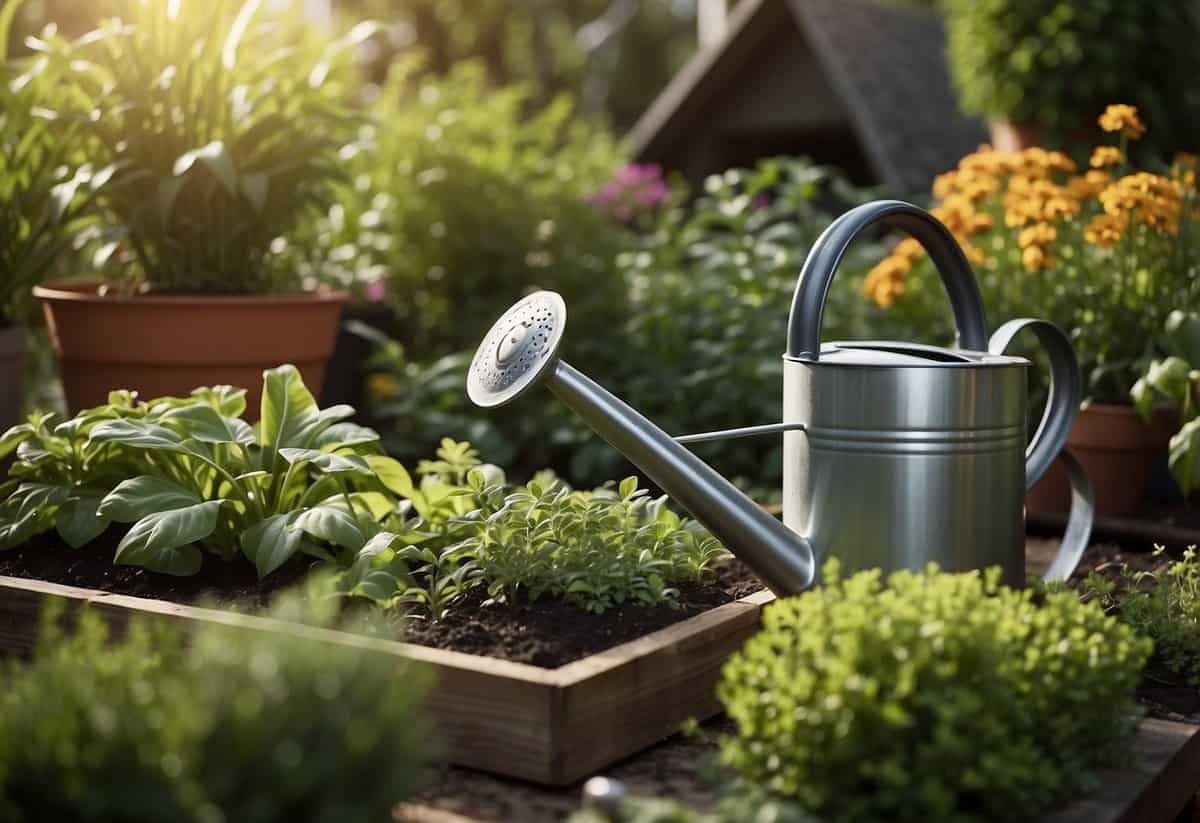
[1018,222,1056,249]
[1022,245,1051,271]
[893,237,925,263]
[863,255,911,308]
[1083,213,1127,248]
[932,170,960,199]
[1090,146,1122,168]
[1098,104,1146,139]
[1099,172,1183,233]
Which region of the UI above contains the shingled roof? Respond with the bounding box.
[628,0,988,196]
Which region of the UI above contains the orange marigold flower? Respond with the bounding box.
[1021,245,1050,271]
[1083,213,1127,248]
[893,237,925,262]
[1018,222,1056,248]
[932,171,960,199]
[1098,104,1146,139]
[1090,146,1122,168]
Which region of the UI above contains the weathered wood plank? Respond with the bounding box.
[1044,718,1200,823]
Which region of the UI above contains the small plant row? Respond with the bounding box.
[0,366,727,617]
[574,561,1154,823]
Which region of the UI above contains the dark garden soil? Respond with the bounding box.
[0,529,766,668]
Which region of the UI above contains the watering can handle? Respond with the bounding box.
[787,200,990,359]
[988,318,1094,581]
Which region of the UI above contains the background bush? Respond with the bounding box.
[718,562,1151,823]
[943,0,1200,154]
[365,157,881,491]
[0,587,434,823]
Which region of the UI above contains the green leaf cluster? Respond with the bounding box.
[338,439,729,618]
[0,0,106,324]
[1131,311,1200,494]
[0,590,434,822]
[0,364,401,578]
[364,157,883,489]
[29,0,369,294]
[943,0,1200,152]
[281,57,628,346]
[717,561,1151,822]
[1083,546,1200,686]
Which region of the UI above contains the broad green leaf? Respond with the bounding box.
[89,418,187,451]
[240,511,301,578]
[279,448,370,474]
[190,385,247,418]
[260,364,319,454]
[99,475,201,522]
[1170,418,1200,497]
[1131,377,1153,421]
[348,491,395,520]
[368,455,414,497]
[1145,357,1190,401]
[314,421,379,450]
[1165,310,1200,365]
[339,532,401,601]
[0,422,36,459]
[292,404,356,446]
[163,404,255,445]
[293,503,364,551]
[56,494,110,549]
[619,477,639,500]
[114,500,223,576]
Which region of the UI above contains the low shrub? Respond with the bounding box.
[0,588,434,822]
[336,439,729,618]
[717,562,1151,823]
[1083,546,1200,686]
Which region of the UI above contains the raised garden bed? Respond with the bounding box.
[0,547,773,785]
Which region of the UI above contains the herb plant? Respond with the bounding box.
[718,561,1151,822]
[337,439,730,617]
[0,591,434,822]
[1083,546,1200,686]
[33,0,369,294]
[866,105,1200,404]
[0,0,106,325]
[1131,311,1200,494]
[0,365,403,578]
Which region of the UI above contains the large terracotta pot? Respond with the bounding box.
[1026,403,1177,517]
[0,324,25,433]
[34,281,347,414]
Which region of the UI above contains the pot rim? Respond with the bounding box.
[32,279,348,307]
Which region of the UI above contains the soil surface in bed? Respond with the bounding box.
[0,529,766,668]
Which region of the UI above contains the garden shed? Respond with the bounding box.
[628,0,988,195]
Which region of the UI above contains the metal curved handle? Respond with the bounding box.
[787,200,990,360]
[988,318,1092,581]
[988,319,1080,489]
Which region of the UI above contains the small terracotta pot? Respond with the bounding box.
[1026,403,1178,517]
[0,325,26,433]
[34,281,347,415]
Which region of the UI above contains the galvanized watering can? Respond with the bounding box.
[467,200,1093,596]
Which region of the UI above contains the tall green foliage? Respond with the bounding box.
[943,0,1200,152]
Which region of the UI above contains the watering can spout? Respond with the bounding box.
[467,291,815,596]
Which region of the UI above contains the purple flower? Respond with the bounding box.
[589,163,671,223]
[365,278,387,302]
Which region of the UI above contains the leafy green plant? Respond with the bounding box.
[718,561,1151,823]
[281,57,628,345]
[0,587,434,822]
[943,0,1200,152]
[32,0,370,294]
[337,439,729,617]
[0,0,106,325]
[365,157,881,489]
[1132,311,1200,494]
[1083,546,1200,686]
[0,365,413,579]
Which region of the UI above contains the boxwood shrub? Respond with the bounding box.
[0,587,434,823]
[717,562,1151,823]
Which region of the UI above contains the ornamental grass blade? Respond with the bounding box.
[114,500,223,576]
[173,140,239,198]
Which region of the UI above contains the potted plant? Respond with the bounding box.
[29,0,369,413]
[942,0,1200,153]
[0,0,104,431]
[863,105,1200,515]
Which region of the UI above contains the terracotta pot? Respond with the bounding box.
[34,281,347,415]
[1026,403,1178,517]
[0,325,25,433]
[989,119,1041,151]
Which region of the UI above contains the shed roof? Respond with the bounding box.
[628,0,988,195]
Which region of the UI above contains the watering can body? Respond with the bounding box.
[783,346,1029,586]
[468,200,1093,596]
